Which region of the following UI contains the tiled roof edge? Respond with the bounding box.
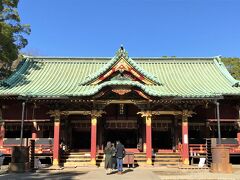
[213,56,240,87]
[0,57,32,87]
[25,56,216,61]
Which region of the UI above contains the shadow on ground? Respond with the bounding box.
[108,168,134,175]
[0,170,89,180]
[123,168,134,174]
[153,170,186,176]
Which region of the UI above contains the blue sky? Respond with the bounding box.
[18,0,240,57]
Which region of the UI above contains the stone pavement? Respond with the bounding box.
[0,166,240,180]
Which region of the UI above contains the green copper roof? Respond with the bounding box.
[0,53,240,99]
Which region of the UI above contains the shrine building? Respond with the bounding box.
[0,47,240,167]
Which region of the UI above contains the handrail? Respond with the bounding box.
[189,143,240,155]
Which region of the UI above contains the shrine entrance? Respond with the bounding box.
[71,130,91,150]
[101,103,143,149]
[104,129,138,148]
[69,119,92,151]
[152,131,172,150]
[152,118,175,151]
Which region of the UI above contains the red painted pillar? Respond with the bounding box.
[90,115,97,165]
[0,122,5,147]
[182,113,189,165]
[53,117,60,166]
[145,113,152,165]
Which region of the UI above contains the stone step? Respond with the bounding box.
[153,161,179,164]
[154,154,180,156]
[134,155,147,157]
[62,162,91,167]
[66,151,90,154]
[153,157,180,160]
[61,159,91,162]
[156,152,180,154]
[134,158,147,160]
[62,155,91,159]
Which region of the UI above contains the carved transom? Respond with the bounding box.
[112,89,131,95]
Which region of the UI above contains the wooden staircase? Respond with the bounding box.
[96,152,105,167]
[96,152,147,167]
[152,152,182,167]
[134,152,147,166]
[60,151,91,167]
[61,151,182,167]
[96,152,181,167]
[206,139,212,167]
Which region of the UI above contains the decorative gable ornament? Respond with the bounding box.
[81,46,162,86]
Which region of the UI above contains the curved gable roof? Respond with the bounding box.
[81,47,162,85]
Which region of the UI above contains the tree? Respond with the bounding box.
[0,0,30,79]
[222,58,240,80]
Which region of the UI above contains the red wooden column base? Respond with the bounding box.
[90,116,97,165]
[0,122,5,148]
[53,119,60,166]
[182,119,189,165]
[146,115,152,165]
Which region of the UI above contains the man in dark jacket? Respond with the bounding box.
[115,141,125,174]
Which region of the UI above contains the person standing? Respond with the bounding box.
[115,141,125,174]
[104,141,113,175]
[111,143,117,170]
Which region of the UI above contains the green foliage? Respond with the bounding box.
[0,0,30,78]
[222,58,240,80]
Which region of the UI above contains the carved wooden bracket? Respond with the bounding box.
[182,110,195,117]
[137,110,152,117]
[90,110,106,126]
[91,110,106,118]
[48,110,69,121]
[181,110,195,122]
[137,111,152,126]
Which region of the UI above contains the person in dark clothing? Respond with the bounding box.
[111,143,117,170]
[104,141,113,175]
[115,141,125,174]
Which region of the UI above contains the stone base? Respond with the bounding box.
[9,162,30,172]
[89,158,96,166]
[49,165,64,170]
[182,158,190,165]
[146,158,152,165]
[210,163,233,173]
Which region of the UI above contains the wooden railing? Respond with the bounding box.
[189,144,206,155]
[189,142,240,155]
[1,138,53,155]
